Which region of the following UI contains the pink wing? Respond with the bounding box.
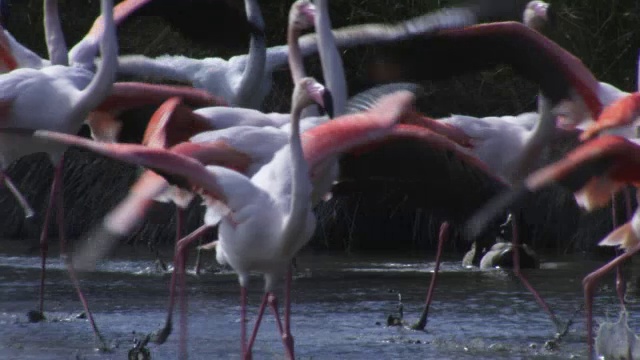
[103,170,168,238]
[88,83,225,143]
[73,170,168,270]
[400,111,474,148]
[71,140,253,270]
[580,92,640,141]
[85,0,153,39]
[142,97,219,149]
[95,82,227,112]
[30,130,229,202]
[302,91,415,176]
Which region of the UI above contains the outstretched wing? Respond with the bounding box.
[302,91,415,176]
[465,136,640,240]
[581,92,640,141]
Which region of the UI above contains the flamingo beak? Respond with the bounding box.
[306,81,334,118]
[299,2,316,25]
[321,89,334,119]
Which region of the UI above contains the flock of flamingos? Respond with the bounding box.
[2,0,640,358]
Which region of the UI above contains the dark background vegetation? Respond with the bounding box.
[1,0,639,259]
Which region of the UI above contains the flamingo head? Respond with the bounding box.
[289,0,316,32]
[523,1,551,31]
[294,77,334,118]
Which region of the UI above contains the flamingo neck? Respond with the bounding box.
[287,26,306,85]
[315,0,346,116]
[235,0,266,107]
[280,102,312,255]
[72,0,117,123]
[44,0,69,66]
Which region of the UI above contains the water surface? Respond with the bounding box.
[0,242,636,359]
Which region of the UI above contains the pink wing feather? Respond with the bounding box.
[85,0,154,39]
[580,92,640,141]
[32,130,229,202]
[95,82,227,112]
[302,91,415,176]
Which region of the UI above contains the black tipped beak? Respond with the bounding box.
[322,90,335,119]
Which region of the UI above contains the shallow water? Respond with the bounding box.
[0,242,638,359]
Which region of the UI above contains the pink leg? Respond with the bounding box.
[267,293,294,360]
[611,193,626,308]
[174,208,189,360]
[241,287,248,359]
[193,238,203,275]
[0,169,35,218]
[53,157,106,349]
[614,188,633,307]
[412,222,450,330]
[30,157,105,346]
[246,293,270,360]
[283,265,295,359]
[35,168,57,318]
[511,213,561,329]
[152,223,210,344]
[583,240,640,358]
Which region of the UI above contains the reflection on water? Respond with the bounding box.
[0,242,638,359]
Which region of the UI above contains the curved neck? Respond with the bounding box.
[287,25,306,85]
[72,0,117,120]
[315,0,346,116]
[234,0,266,107]
[44,0,69,65]
[281,99,311,252]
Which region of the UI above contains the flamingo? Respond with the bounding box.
[113,0,513,108]
[0,81,417,359]
[462,134,640,355]
[334,6,604,330]
[0,0,117,348]
[0,0,153,71]
[0,0,227,142]
[84,2,338,345]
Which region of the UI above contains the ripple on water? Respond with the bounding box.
[0,250,633,359]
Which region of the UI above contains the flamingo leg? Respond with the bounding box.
[152,223,210,344]
[31,157,106,346]
[35,168,57,319]
[177,247,188,360]
[511,212,562,330]
[615,188,634,307]
[246,292,270,360]
[241,286,248,360]
[412,221,450,330]
[54,157,106,349]
[283,265,295,359]
[173,207,189,360]
[266,293,294,360]
[584,242,640,359]
[0,169,35,218]
[193,237,203,275]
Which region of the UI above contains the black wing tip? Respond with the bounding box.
[71,224,127,272]
[464,185,532,242]
[322,89,335,119]
[346,82,425,114]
